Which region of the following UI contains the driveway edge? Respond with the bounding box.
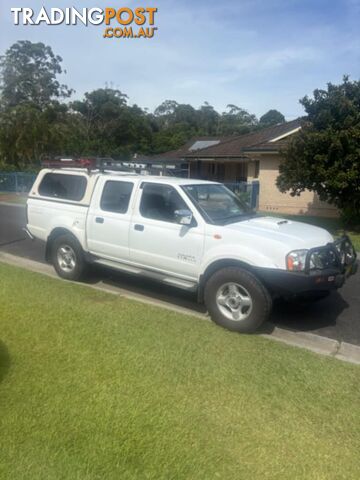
[1,251,359,366]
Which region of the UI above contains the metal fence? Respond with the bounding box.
[0,172,37,193]
[224,181,259,210]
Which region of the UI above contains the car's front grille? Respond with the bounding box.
[334,236,357,267]
[305,235,356,273]
[308,248,339,270]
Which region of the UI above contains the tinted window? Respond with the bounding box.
[39,173,87,201]
[140,183,188,223]
[100,181,133,213]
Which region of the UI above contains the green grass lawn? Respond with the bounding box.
[260,212,360,252]
[1,263,360,479]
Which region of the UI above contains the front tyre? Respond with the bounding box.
[51,234,86,281]
[204,267,272,333]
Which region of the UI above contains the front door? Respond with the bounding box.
[129,182,204,280]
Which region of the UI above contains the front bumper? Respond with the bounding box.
[254,235,358,296]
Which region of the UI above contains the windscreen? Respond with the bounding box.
[182,184,251,224]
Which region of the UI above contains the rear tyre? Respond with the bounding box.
[51,234,86,281]
[204,267,272,333]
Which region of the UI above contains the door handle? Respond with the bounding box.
[95,217,104,224]
[134,224,144,231]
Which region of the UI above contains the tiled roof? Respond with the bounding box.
[153,136,229,160]
[185,119,303,157]
[154,119,303,160]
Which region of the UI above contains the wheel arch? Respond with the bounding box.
[45,228,81,262]
[198,258,255,303]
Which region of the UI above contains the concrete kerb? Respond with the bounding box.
[261,327,340,357]
[0,250,359,366]
[336,341,360,365]
[0,202,26,208]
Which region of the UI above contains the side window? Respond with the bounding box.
[140,183,189,223]
[38,173,87,201]
[100,181,133,214]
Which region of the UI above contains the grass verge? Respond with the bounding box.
[0,263,360,479]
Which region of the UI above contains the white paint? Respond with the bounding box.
[27,169,334,281]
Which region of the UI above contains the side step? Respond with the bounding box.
[93,258,198,292]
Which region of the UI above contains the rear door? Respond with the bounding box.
[86,177,137,260]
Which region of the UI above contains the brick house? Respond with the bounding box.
[151,119,337,217]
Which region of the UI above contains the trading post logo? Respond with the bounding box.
[10,7,158,39]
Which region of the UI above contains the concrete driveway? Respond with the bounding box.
[1,203,359,345]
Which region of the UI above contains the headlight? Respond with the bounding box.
[309,251,325,269]
[286,249,308,271]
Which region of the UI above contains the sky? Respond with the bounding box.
[1,0,359,119]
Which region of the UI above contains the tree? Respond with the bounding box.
[277,76,360,223]
[152,100,199,152]
[154,101,198,129]
[0,101,75,165]
[0,41,72,109]
[154,100,179,118]
[0,41,284,164]
[152,125,191,153]
[71,88,128,143]
[198,102,219,135]
[71,88,153,156]
[0,41,74,166]
[218,104,258,135]
[259,109,285,126]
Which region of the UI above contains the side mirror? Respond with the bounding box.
[174,209,194,226]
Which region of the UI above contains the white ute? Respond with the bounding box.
[26,165,357,333]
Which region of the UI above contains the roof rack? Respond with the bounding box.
[41,157,136,174]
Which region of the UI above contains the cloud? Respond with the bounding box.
[1,0,359,119]
[173,79,202,90]
[223,47,319,74]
